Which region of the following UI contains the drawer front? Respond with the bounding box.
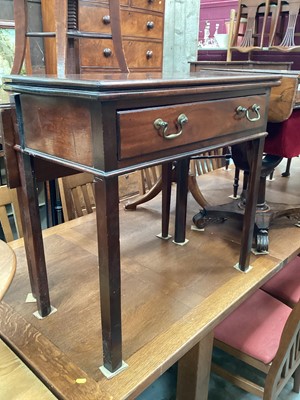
[118,95,267,160]
[80,39,162,69]
[79,4,111,33]
[123,40,162,69]
[79,39,119,68]
[121,10,164,39]
[130,0,165,13]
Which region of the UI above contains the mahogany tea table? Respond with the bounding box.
[2,70,280,374]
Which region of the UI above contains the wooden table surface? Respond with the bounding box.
[0,240,16,301]
[0,236,55,399]
[1,161,299,399]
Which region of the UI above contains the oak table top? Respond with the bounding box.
[0,240,16,301]
[1,162,300,399]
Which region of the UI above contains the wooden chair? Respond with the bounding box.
[125,149,228,211]
[269,0,300,51]
[0,185,23,242]
[261,255,300,307]
[124,166,163,210]
[58,171,144,221]
[58,173,95,222]
[10,0,130,225]
[229,0,272,53]
[189,149,229,208]
[212,289,300,399]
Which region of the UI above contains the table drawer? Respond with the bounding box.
[118,95,267,160]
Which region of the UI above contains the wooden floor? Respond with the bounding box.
[1,160,300,399]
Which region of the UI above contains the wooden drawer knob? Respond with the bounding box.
[102,15,111,25]
[146,50,153,59]
[103,48,112,57]
[147,21,155,30]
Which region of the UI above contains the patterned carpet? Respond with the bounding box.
[138,348,299,400]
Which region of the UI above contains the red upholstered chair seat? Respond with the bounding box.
[261,256,300,307]
[214,289,292,364]
[265,109,300,158]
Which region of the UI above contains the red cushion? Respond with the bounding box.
[214,289,292,364]
[265,109,300,158]
[261,256,300,306]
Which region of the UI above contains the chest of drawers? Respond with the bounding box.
[68,0,165,73]
[41,1,165,74]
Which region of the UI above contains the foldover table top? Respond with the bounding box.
[2,70,281,179]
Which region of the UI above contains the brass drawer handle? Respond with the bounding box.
[154,114,188,140]
[236,104,261,122]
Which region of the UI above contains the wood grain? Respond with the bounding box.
[0,241,16,301]
[268,76,298,123]
[0,338,56,400]
[2,162,300,399]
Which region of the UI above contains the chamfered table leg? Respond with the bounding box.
[238,137,265,271]
[161,162,173,239]
[16,152,52,317]
[174,158,190,245]
[95,176,124,374]
[177,331,214,400]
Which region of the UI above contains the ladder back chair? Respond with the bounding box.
[212,289,300,399]
[269,0,300,51]
[0,185,23,242]
[261,255,300,307]
[229,0,271,53]
[12,0,128,75]
[10,0,130,225]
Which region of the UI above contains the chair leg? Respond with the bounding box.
[233,167,240,198]
[293,365,300,393]
[282,158,292,177]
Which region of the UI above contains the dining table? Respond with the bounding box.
[1,161,300,398]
